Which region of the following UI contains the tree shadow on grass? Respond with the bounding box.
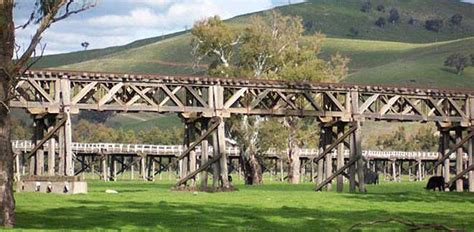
[342,189,474,204]
[15,199,474,231]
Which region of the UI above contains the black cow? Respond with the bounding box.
[228,175,233,183]
[364,169,379,185]
[426,176,445,191]
[449,178,469,192]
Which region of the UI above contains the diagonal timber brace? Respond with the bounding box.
[176,117,221,161]
[312,125,357,164]
[429,130,474,173]
[447,163,474,189]
[176,153,222,187]
[27,116,67,159]
[315,156,359,191]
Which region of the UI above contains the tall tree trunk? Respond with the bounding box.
[286,118,300,184]
[241,149,262,185]
[0,0,16,227]
[287,145,300,184]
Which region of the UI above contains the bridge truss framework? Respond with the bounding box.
[10,70,474,192]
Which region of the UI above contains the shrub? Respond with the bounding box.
[425,19,443,32]
[375,17,386,28]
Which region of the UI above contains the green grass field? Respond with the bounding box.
[14,178,474,231]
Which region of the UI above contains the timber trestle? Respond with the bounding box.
[10,69,474,192]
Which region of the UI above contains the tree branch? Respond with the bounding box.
[53,0,96,22]
[13,0,95,74]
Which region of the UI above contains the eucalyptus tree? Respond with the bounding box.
[190,11,349,184]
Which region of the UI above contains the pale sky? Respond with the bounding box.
[13,0,304,55]
[13,0,471,55]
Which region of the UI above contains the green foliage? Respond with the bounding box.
[375,17,386,28]
[376,4,385,12]
[425,19,443,32]
[191,15,239,74]
[73,119,182,145]
[450,14,463,26]
[360,1,371,13]
[11,118,31,140]
[444,53,471,75]
[138,127,183,145]
[388,8,400,24]
[369,125,438,152]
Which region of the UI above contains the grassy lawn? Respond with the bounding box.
[13,177,474,231]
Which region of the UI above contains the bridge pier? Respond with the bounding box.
[314,122,365,193]
[431,125,474,192]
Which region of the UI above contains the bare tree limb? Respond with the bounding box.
[53,0,96,22]
[13,0,96,74]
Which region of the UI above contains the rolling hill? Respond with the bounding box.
[28,0,474,131]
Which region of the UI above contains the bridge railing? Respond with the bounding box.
[12,140,466,160]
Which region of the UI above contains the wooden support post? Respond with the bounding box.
[60,78,74,177]
[456,129,464,192]
[443,131,450,184]
[189,150,196,187]
[398,160,402,182]
[200,140,209,188]
[217,119,230,188]
[354,122,365,192]
[58,119,65,176]
[325,128,333,191]
[131,156,135,180]
[168,157,172,181]
[140,156,146,181]
[392,160,396,182]
[33,118,45,176]
[101,155,108,181]
[408,161,412,181]
[212,129,220,188]
[469,131,474,192]
[436,133,444,176]
[47,123,56,176]
[325,154,333,190]
[15,153,20,182]
[336,125,344,192]
[349,126,356,192]
[317,127,326,186]
[151,158,156,182]
[112,155,117,181]
[417,160,422,181]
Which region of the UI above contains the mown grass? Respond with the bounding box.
[13,177,474,231]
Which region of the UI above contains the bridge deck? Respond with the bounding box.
[12,140,460,161]
[11,70,474,124]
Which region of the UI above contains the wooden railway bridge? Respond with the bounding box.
[10,70,474,192]
[13,140,459,183]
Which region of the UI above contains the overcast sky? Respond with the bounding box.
[13,0,471,55]
[13,0,304,55]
